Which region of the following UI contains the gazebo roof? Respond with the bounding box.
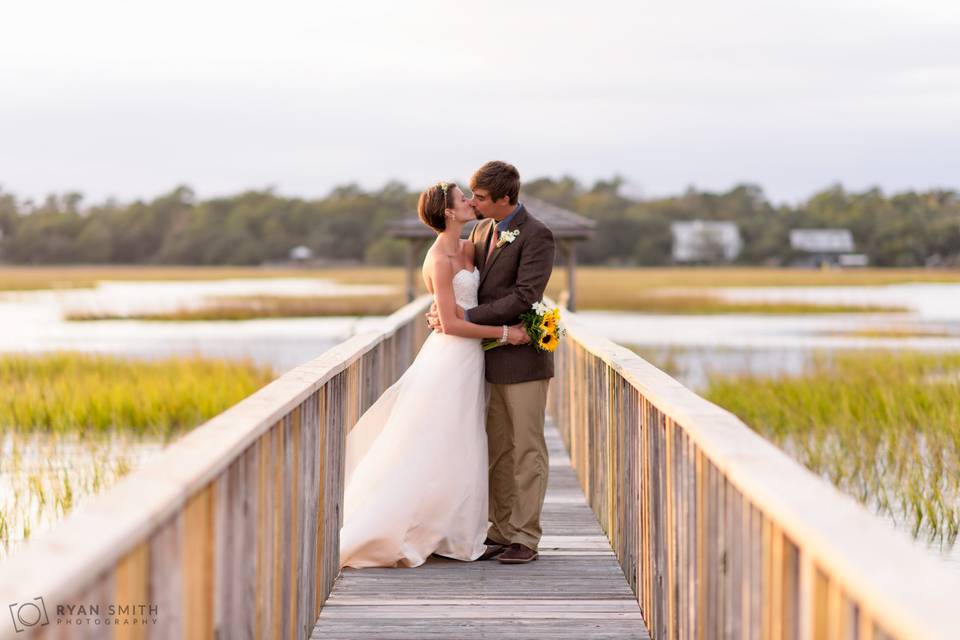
[387,195,596,240]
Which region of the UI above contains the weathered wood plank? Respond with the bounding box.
[114,542,149,640]
[312,618,646,639]
[148,513,183,639]
[311,423,650,639]
[182,485,214,640]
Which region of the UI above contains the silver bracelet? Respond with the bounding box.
[500,324,509,344]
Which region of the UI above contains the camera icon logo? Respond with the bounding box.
[8,597,50,633]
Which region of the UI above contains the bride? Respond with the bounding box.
[339,181,529,568]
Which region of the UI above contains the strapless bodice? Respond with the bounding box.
[452,267,479,310]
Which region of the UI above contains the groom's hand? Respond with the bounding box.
[425,301,453,332]
[425,304,442,332]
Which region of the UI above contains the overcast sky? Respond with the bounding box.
[1,0,958,205]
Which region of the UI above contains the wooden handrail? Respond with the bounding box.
[0,295,432,640]
[549,308,960,640]
[7,293,955,639]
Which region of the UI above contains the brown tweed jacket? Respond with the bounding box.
[467,204,556,384]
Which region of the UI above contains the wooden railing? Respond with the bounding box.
[549,309,960,640]
[7,294,958,639]
[0,296,432,640]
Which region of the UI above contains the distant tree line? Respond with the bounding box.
[1,179,958,267]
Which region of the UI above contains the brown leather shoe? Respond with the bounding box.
[477,544,506,561]
[497,543,538,564]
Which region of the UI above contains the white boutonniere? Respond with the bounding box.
[496,229,519,248]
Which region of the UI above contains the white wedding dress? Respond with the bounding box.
[339,267,489,568]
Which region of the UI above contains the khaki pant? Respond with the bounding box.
[485,378,550,551]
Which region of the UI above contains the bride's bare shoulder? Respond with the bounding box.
[422,246,446,271]
[421,247,453,293]
[421,248,436,292]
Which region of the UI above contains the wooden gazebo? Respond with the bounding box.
[386,195,596,310]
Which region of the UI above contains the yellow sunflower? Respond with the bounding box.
[537,329,559,352]
[540,314,557,332]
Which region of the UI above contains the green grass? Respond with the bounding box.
[0,352,276,439]
[0,352,277,560]
[702,351,960,547]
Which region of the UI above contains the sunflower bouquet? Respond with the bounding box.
[482,301,566,352]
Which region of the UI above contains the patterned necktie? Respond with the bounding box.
[487,225,499,261]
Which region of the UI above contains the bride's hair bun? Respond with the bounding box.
[418,182,455,233]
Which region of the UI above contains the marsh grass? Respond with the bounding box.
[0,430,162,561]
[703,351,960,547]
[0,265,950,317]
[544,268,917,312]
[66,292,891,320]
[0,266,406,292]
[825,326,957,339]
[0,352,277,560]
[66,288,903,322]
[565,290,905,314]
[4,264,960,294]
[546,266,960,293]
[65,293,406,321]
[0,352,276,439]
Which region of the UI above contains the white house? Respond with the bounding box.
[670,221,742,263]
[289,245,314,262]
[789,229,855,254]
[789,229,867,267]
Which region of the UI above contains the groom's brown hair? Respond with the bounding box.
[470,161,520,205]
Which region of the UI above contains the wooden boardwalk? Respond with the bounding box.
[5,297,960,640]
[311,421,651,639]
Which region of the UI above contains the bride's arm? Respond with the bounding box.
[432,257,514,340]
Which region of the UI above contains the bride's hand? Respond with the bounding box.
[507,324,530,345]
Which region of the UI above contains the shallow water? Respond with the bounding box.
[578,283,960,386]
[716,282,960,321]
[0,431,164,561]
[577,282,960,570]
[0,277,393,562]
[3,276,960,570]
[0,278,392,374]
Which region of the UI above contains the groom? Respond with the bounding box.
[426,160,556,564]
